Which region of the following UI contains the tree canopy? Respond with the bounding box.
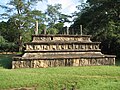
[0,0,44,51]
[72,0,120,57]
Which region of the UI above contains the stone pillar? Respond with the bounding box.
[35,21,38,35]
[67,27,69,35]
[19,35,22,52]
[44,28,46,34]
[80,25,82,35]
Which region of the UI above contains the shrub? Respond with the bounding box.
[0,35,18,52]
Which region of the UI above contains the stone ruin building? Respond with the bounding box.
[12,23,116,69]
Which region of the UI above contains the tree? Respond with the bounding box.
[45,4,71,34]
[0,21,7,38]
[47,28,58,34]
[72,0,120,57]
[45,4,62,27]
[0,36,6,43]
[0,0,44,51]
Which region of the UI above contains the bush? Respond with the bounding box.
[0,42,18,52]
[0,35,18,52]
[47,28,58,34]
[0,36,6,43]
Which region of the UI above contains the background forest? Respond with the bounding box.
[0,0,120,58]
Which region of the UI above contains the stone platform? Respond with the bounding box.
[12,34,116,68]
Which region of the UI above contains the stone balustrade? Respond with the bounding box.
[32,34,92,42]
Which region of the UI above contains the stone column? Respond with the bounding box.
[35,21,38,35]
[80,25,82,35]
[19,35,22,52]
[67,27,69,35]
[44,28,46,34]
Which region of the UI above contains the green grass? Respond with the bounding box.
[0,55,120,90]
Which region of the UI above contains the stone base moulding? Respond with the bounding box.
[12,56,115,69]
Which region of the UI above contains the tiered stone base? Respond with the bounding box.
[12,55,115,69]
[12,34,116,69]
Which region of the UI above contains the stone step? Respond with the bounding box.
[14,54,115,60]
[24,49,101,52]
[26,41,100,44]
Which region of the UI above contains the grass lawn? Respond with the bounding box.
[0,55,120,90]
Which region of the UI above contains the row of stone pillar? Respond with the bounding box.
[34,21,83,35]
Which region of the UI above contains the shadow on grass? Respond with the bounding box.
[0,54,14,69]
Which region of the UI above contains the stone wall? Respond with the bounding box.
[12,57,115,69]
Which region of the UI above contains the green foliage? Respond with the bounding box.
[59,14,72,23]
[45,4,70,34]
[47,28,58,34]
[0,42,18,52]
[0,0,45,36]
[0,35,18,52]
[0,0,46,51]
[0,36,6,43]
[46,22,64,34]
[53,22,64,34]
[38,24,46,34]
[72,0,120,56]
[53,22,64,30]
[46,4,62,26]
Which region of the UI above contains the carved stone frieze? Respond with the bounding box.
[26,44,100,51]
[12,57,115,69]
[32,35,92,42]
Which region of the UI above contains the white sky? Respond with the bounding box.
[36,0,86,15]
[0,0,87,26]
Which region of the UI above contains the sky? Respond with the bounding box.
[0,0,87,25]
[35,0,86,15]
